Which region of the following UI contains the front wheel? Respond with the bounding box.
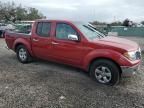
[16,45,32,63]
[90,59,120,86]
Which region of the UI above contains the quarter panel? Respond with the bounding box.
[13,38,33,56]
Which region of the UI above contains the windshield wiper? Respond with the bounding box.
[83,25,95,32]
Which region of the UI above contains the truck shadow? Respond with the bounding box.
[33,58,90,77]
[31,58,138,88]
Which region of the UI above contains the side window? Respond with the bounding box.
[56,23,77,39]
[36,22,51,37]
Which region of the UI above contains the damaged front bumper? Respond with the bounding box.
[121,63,140,77]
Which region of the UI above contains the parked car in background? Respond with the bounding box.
[13,21,34,34]
[0,23,15,38]
[14,24,32,34]
[5,20,142,86]
[0,30,3,38]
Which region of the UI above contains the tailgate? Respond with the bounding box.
[5,32,17,49]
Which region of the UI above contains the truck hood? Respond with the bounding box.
[93,36,139,52]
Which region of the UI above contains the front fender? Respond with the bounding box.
[82,49,131,71]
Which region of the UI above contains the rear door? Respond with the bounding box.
[32,22,52,59]
[51,22,84,65]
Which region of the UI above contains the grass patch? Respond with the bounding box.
[142,53,144,57]
[142,52,144,59]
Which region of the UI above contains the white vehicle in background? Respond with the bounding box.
[136,23,144,27]
[0,20,34,37]
[0,23,15,38]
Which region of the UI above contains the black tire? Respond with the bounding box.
[90,59,120,86]
[0,30,2,38]
[2,31,5,38]
[16,45,32,63]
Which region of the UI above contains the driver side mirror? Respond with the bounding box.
[68,34,79,41]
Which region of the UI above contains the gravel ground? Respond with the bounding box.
[0,38,144,108]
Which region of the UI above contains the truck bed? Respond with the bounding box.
[5,31,31,50]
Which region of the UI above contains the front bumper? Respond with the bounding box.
[121,63,140,77]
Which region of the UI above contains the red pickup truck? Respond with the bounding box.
[5,20,141,85]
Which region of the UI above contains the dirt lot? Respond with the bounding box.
[0,38,144,108]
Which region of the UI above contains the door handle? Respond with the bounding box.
[33,38,39,42]
[51,42,59,45]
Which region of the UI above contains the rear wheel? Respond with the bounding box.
[90,59,120,86]
[16,45,32,63]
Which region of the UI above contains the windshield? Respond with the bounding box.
[74,22,106,40]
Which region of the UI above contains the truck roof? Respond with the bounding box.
[35,19,83,24]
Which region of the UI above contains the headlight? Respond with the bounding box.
[124,51,136,61]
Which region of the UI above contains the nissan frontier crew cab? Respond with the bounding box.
[5,20,141,85]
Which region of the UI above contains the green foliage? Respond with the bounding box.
[122,19,130,27]
[91,21,107,25]
[26,8,43,20]
[91,21,122,26]
[109,21,122,26]
[0,1,45,22]
[141,21,144,25]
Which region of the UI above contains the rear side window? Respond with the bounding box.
[36,22,51,37]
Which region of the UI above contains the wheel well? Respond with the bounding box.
[89,57,122,74]
[15,43,24,52]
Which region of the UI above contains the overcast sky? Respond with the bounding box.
[2,0,144,22]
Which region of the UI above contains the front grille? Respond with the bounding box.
[135,51,141,60]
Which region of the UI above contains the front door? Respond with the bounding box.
[51,23,84,65]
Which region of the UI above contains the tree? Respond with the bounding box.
[26,7,44,20]
[15,4,27,21]
[123,19,130,27]
[91,21,107,25]
[0,1,17,22]
[0,1,45,22]
[141,21,144,25]
[110,21,122,26]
